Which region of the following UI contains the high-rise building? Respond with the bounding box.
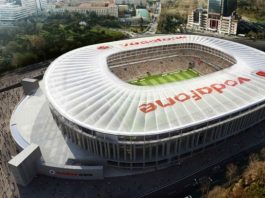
[208,0,222,15]
[21,0,37,14]
[115,0,147,6]
[187,0,238,35]
[0,3,29,26]
[36,0,48,11]
[46,3,119,18]
[187,8,208,30]
[221,0,237,17]
[207,0,237,31]
[0,0,48,26]
[218,15,238,35]
[208,0,237,16]
[207,0,222,30]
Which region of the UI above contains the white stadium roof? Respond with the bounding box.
[44,35,265,136]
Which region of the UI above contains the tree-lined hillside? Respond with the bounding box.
[0,12,127,74]
[207,148,265,198]
[238,0,265,22]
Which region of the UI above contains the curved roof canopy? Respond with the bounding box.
[44,35,265,136]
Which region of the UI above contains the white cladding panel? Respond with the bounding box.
[44,35,265,135]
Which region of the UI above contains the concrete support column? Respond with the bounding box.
[8,144,41,186]
[21,78,39,95]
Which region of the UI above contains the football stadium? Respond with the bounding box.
[8,35,265,184]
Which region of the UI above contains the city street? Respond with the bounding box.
[144,2,161,35]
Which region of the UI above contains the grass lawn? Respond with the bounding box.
[129,69,200,86]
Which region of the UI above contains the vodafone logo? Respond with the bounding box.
[256,71,265,78]
[97,45,110,50]
[98,36,186,49]
[139,76,251,113]
[121,36,186,47]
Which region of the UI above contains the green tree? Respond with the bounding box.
[226,163,238,185]
[200,178,211,196]
[11,52,38,68]
[207,186,227,198]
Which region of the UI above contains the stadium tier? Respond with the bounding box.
[9,35,265,181]
[108,43,234,82]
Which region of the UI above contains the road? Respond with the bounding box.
[187,31,265,52]
[144,2,162,35]
[116,2,161,38]
[137,142,265,198]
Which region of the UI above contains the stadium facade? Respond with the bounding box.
[8,35,265,185]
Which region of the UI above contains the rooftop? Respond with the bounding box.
[43,35,265,136]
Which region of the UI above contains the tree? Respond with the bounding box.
[164,16,175,33]
[11,52,38,68]
[200,178,211,196]
[259,147,265,160]
[0,12,127,75]
[246,182,265,198]
[5,41,21,54]
[249,153,260,163]
[229,182,247,198]
[139,17,144,31]
[226,163,238,185]
[243,161,265,185]
[28,35,46,49]
[207,186,227,198]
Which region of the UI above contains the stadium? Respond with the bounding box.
[9,35,265,183]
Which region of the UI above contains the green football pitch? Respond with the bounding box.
[129,69,200,86]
